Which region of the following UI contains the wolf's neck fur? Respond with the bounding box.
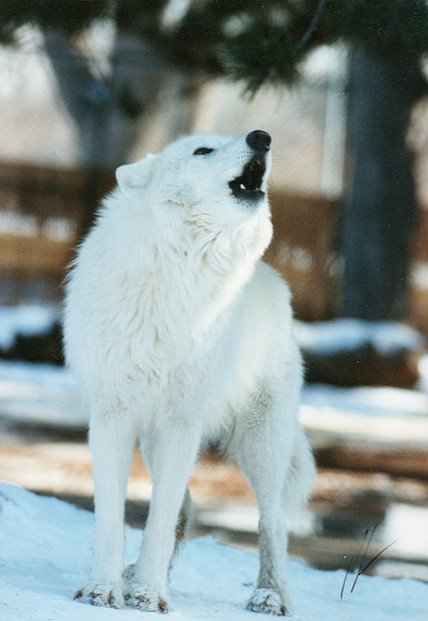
[145,207,270,342]
[96,195,271,350]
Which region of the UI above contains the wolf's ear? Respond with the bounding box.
[116,153,156,193]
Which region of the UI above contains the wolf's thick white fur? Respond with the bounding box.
[64,132,315,616]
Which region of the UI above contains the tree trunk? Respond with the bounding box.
[43,29,166,169]
[42,28,198,234]
[341,50,418,320]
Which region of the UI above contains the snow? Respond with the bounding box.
[1,482,427,621]
[0,305,58,352]
[301,383,427,420]
[0,306,427,618]
[0,360,84,429]
[294,319,424,356]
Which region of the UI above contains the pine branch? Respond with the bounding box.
[0,0,107,44]
[0,0,426,95]
[221,0,428,92]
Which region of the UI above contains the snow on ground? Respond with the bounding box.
[0,307,427,618]
[294,319,425,356]
[0,359,85,428]
[0,304,58,352]
[1,482,427,621]
[302,383,427,419]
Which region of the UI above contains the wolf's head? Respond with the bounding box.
[115,131,273,260]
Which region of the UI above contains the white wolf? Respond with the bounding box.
[63,130,315,616]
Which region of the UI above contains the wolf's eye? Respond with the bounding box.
[193,147,214,156]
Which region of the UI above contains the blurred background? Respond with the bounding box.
[0,0,427,585]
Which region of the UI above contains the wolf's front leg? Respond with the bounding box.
[124,421,201,613]
[75,412,135,609]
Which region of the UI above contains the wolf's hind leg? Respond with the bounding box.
[225,392,312,616]
[124,486,193,584]
[138,440,194,563]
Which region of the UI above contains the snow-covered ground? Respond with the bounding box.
[1,482,427,621]
[0,359,84,428]
[0,304,59,352]
[294,318,425,356]
[0,306,427,619]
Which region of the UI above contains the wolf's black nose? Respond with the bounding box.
[246,130,271,152]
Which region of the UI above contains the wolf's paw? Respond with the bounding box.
[124,583,169,613]
[247,587,293,616]
[74,581,124,608]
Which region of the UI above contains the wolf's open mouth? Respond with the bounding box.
[229,157,266,201]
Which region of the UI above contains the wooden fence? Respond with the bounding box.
[0,162,427,334]
[0,162,114,301]
[266,190,428,334]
